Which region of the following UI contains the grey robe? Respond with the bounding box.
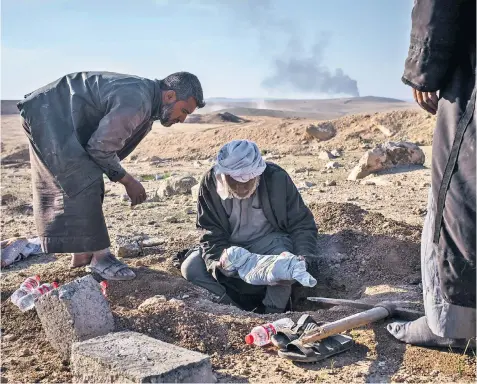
[403,0,476,337]
[18,72,163,252]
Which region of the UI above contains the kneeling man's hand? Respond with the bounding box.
[119,173,147,206]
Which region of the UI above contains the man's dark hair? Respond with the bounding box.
[161,72,206,108]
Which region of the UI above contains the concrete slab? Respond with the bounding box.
[35,275,114,360]
[71,331,216,383]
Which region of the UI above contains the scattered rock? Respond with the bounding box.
[164,216,180,223]
[155,174,164,181]
[185,207,195,215]
[293,167,308,174]
[421,182,431,188]
[193,161,202,168]
[304,181,315,188]
[318,150,335,161]
[156,175,198,197]
[324,180,337,187]
[168,298,185,305]
[138,295,167,311]
[305,122,336,141]
[348,142,425,180]
[361,143,372,149]
[360,180,376,186]
[330,149,342,158]
[326,162,340,169]
[376,125,394,137]
[394,180,402,186]
[115,236,142,258]
[141,237,166,247]
[2,334,16,342]
[1,194,17,205]
[19,349,32,357]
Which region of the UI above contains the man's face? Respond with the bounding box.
[160,91,197,127]
[225,175,259,199]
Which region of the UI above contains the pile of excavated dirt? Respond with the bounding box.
[133,109,436,161]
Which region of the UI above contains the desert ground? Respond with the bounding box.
[1,98,475,383]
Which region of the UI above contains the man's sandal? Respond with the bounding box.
[86,253,136,281]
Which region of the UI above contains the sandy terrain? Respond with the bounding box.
[0,102,475,383]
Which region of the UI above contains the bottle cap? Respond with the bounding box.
[35,275,41,281]
[52,282,59,289]
[244,334,254,345]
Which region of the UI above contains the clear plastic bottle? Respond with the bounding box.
[10,275,41,306]
[245,318,294,346]
[17,282,59,312]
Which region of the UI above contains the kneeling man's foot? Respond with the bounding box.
[387,316,473,350]
[70,252,93,268]
[87,251,136,281]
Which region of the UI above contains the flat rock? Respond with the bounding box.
[348,141,425,180]
[141,237,166,247]
[71,331,216,383]
[305,122,336,142]
[326,161,341,169]
[318,150,335,161]
[156,176,198,198]
[115,236,142,258]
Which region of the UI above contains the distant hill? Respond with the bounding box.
[1,100,20,115]
[2,96,415,120]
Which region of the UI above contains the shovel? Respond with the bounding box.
[298,297,424,345]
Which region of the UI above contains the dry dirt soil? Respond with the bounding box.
[1,105,475,383]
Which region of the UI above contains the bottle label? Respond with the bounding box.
[261,323,277,336]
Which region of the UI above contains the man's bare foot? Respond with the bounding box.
[70,253,93,268]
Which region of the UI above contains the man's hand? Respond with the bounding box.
[118,173,147,206]
[413,89,438,115]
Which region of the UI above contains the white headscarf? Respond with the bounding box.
[214,140,266,182]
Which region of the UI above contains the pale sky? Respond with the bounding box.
[1,0,415,100]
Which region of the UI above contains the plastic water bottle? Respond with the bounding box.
[100,281,108,298]
[245,318,294,346]
[17,282,59,312]
[10,275,41,306]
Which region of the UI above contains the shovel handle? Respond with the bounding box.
[300,306,390,344]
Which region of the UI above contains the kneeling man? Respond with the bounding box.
[182,140,318,313]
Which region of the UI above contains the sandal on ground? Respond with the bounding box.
[69,253,93,269]
[277,334,354,363]
[86,253,136,281]
[271,314,322,350]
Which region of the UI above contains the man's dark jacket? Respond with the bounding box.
[196,163,318,271]
[403,0,476,307]
[17,72,162,197]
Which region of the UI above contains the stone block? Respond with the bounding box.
[35,275,114,360]
[71,331,216,383]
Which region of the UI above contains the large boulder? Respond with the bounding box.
[306,122,336,142]
[348,142,425,180]
[156,175,198,198]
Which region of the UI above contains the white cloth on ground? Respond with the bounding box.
[1,237,43,268]
[214,140,266,183]
[219,246,317,287]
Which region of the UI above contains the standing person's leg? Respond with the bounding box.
[387,189,476,348]
[28,140,135,280]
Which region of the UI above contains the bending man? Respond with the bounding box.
[18,71,205,280]
[181,140,318,313]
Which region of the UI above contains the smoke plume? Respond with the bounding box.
[262,34,360,97]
